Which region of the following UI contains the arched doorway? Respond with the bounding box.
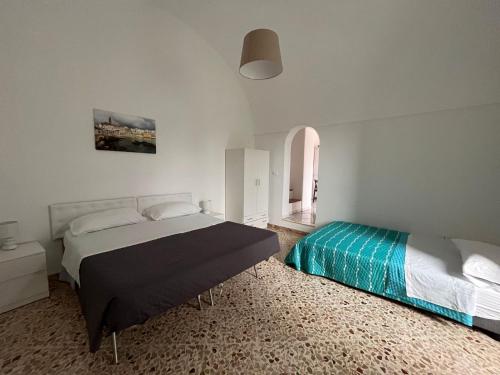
[282,126,320,226]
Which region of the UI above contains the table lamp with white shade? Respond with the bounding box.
[0,221,19,250]
[199,200,212,214]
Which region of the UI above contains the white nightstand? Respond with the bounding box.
[0,241,49,314]
[204,211,225,220]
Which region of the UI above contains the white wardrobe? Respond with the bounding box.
[225,148,270,228]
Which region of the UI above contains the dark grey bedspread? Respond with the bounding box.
[78,221,280,352]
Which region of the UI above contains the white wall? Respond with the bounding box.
[257,130,315,233]
[301,128,320,211]
[289,129,305,201]
[165,0,500,135]
[313,146,319,180]
[256,104,500,244]
[0,0,255,274]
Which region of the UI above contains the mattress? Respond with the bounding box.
[475,281,500,320]
[473,277,500,335]
[62,213,223,283]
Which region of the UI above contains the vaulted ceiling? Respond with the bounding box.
[162,0,500,134]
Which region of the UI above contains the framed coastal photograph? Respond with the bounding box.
[94,109,156,154]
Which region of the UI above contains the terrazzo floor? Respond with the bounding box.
[283,204,317,227]
[1,227,499,374]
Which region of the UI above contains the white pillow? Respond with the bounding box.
[142,201,201,221]
[69,208,146,236]
[452,238,500,285]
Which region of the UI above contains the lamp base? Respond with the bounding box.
[1,237,17,251]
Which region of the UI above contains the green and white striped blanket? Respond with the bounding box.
[285,221,473,325]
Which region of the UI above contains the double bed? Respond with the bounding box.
[49,193,280,361]
[285,221,500,338]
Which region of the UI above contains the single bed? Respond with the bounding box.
[50,194,280,358]
[285,221,500,339]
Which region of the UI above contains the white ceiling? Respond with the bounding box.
[162,0,500,134]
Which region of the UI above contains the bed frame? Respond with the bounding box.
[49,193,193,240]
[49,193,266,364]
[49,197,138,240]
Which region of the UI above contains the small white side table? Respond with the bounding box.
[0,241,49,314]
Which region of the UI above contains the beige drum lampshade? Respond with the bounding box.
[240,29,283,80]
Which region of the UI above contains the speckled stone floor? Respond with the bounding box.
[1,227,499,374]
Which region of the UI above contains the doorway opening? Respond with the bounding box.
[282,127,319,226]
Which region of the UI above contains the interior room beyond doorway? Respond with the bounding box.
[283,127,319,227]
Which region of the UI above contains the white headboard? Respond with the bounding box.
[49,197,137,240]
[137,193,193,213]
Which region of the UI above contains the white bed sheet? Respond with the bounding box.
[62,213,223,284]
[404,234,500,320]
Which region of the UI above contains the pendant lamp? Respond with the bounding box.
[239,28,283,80]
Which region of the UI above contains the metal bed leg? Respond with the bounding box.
[112,332,118,364]
[197,294,202,310]
[209,288,214,306]
[253,265,258,279]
